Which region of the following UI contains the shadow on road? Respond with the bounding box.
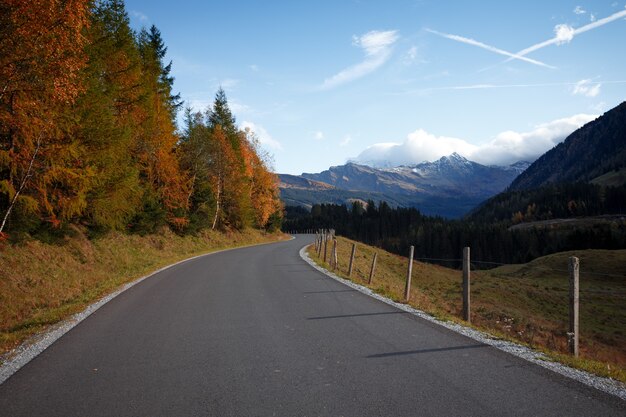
[366,344,486,358]
[307,311,406,320]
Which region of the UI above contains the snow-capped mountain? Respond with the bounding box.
[279,154,529,217]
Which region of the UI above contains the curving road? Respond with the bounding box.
[0,235,624,416]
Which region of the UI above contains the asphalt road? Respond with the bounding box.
[0,235,624,416]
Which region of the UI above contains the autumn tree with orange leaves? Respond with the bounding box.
[0,0,91,237]
[0,0,282,241]
[131,24,189,232]
[242,129,283,228]
[180,90,282,232]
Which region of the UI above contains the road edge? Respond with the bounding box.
[299,244,626,401]
[0,236,293,385]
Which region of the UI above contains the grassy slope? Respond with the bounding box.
[591,167,626,186]
[0,228,285,358]
[308,237,626,383]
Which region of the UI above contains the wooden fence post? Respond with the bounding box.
[568,256,579,357]
[405,246,414,302]
[332,239,338,270]
[368,252,378,285]
[318,231,323,256]
[462,247,471,322]
[348,243,356,278]
[316,233,320,256]
[323,233,328,263]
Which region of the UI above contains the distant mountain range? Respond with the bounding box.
[279,153,530,218]
[280,101,626,218]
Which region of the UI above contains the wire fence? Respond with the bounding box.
[309,230,625,362]
[411,256,626,280]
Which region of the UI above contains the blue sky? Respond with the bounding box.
[124,0,626,174]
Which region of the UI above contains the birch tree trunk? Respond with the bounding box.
[211,173,222,230]
[0,137,41,236]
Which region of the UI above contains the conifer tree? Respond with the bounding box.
[76,0,143,229]
[134,24,189,230]
[179,108,216,231]
[145,25,182,123]
[207,89,252,229]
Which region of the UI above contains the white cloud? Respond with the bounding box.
[426,29,555,68]
[353,130,478,167]
[403,46,429,66]
[590,13,597,22]
[240,121,283,150]
[314,131,325,140]
[250,64,259,72]
[130,10,149,22]
[554,24,575,44]
[320,30,399,89]
[572,79,601,97]
[188,99,211,113]
[470,114,596,165]
[407,46,418,61]
[219,78,240,89]
[574,6,586,15]
[340,135,352,147]
[352,114,597,167]
[186,96,252,116]
[229,99,253,115]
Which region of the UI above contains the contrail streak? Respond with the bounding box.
[426,29,556,69]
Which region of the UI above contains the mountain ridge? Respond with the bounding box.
[469,101,626,223]
[509,101,626,190]
[280,154,529,217]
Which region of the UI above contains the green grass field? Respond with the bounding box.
[308,236,626,382]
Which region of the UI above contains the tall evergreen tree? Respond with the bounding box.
[208,88,237,137]
[134,24,189,230]
[76,0,143,230]
[145,25,182,122]
[179,108,216,232]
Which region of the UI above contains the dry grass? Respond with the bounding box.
[308,236,626,383]
[0,227,286,358]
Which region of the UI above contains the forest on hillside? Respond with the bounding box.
[468,182,626,224]
[0,0,282,242]
[283,185,626,266]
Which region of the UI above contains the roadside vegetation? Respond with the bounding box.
[0,0,286,360]
[1,0,283,241]
[0,227,285,359]
[307,236,626,383]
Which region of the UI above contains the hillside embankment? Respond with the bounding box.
[0,228,286,360]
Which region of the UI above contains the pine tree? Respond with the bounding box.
[76,0,143,230]
[179,108,216,232]
[145,25,182,122]
[134,24,189,230]
[207,89,252,229]
[208,88,238,137]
